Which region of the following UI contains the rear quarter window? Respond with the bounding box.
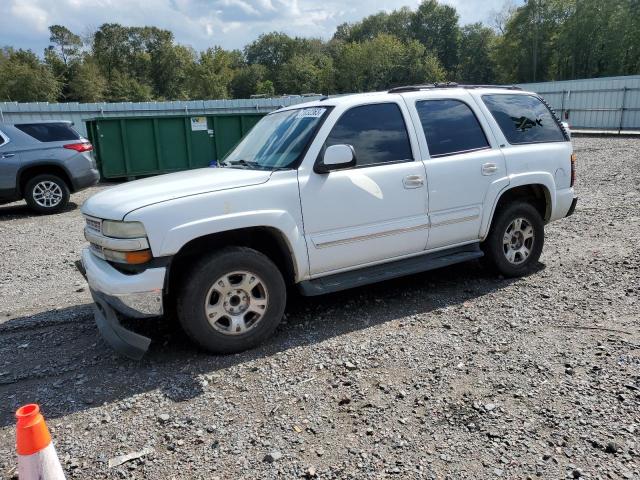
[15,123,81,142]
[482,94,566,144]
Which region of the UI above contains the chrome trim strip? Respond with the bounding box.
[314,222,430,249]
[84,228,149,251]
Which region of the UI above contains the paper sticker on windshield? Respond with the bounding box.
[296,108,325,119]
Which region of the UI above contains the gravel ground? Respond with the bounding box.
[0,136,638,479]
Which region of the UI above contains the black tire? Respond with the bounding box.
[482,201,544,277]
[24,174,70,214]
[177,247,286,354]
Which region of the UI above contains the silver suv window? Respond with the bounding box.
[15,123,81,142]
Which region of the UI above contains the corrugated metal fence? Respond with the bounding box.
[0,96,322,137]
[518,75,640,132]
[2,75,640,133]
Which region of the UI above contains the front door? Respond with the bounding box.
[298,102,429,276]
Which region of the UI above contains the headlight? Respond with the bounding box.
[102,220,146,239]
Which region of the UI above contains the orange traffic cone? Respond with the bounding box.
[16,404,66,479]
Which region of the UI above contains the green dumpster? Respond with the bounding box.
[85,113,265,179]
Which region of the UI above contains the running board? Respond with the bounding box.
[298,244,483,296]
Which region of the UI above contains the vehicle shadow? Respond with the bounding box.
[0,201,79,220]
[0,260,541,427]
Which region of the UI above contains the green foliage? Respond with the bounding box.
[0,48,61,102]
[48,25,82,65]
[230,64,269,99]
[334,34,445,92]
[68,58,107,102]
[410,0,461,75]
[456,23,497,83]
[1,1,639,103]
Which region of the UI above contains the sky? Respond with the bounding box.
[0,0,517,54]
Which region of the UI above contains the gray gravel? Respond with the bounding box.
[1,137,638,479]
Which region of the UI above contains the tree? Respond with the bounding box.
[106,71,153,102]
[457,23,497,83]
[48,25,82,65]
[333,34,444,93]
[245,32,297,75]
[493,0,569,82]
[277,53,334,94]
[333,7,414,43]
[410,0,461,75]
[186,47,237,99]
[230,64,268,99]
[68,58,107,102]
[0,48,61,102]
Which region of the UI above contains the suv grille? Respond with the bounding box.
[85,217,101,233]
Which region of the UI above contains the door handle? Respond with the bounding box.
[1,153,15,159]
[481,162,498,175]
[403,174,424,188]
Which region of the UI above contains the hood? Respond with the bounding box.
[82,167,272,220]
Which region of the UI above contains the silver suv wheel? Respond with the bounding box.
[32,180,63,208]
[502,217,534,265]
[204,271,269,335]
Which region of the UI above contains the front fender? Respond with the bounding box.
[160,210,307,280]
[479,172,555,239]
[124,172,309,281]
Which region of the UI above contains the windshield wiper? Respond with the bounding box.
[220,159,263,169]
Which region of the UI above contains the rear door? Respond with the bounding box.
[404,91,508,249]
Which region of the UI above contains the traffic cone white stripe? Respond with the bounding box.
[18,443,66,480]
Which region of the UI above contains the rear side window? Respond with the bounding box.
[325,103,413,167]
[0,131,5,146]
[482,94,566,144]
[416,99,489,157]
[15,123,81,142]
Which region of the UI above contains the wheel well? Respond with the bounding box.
[19,165,73,195]
[167,227,297,295]
[494,184,551,222]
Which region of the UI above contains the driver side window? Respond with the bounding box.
[324,103,413,167]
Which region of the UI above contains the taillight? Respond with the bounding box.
[64,142,93,152]
[570,153,576,187]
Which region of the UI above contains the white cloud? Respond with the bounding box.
[0,0,521,54]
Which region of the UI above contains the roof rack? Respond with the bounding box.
[388,83,522,93]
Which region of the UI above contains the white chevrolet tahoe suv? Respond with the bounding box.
[78,84,577,358]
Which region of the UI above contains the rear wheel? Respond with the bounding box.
[177,247,286,354]
[24,174,70,214]
[482,202,544,277]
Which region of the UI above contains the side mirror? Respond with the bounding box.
[315,144,356,173]
[561,121,571,139]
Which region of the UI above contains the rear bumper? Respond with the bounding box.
[71,168,100,191]
[550,187,576,221]
[77,247,166,359]
[566,196,578,217]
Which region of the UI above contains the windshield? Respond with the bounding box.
[221,107,328,170]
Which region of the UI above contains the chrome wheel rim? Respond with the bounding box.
[502,217,534,265]
[33,181,63,208]
[204,271,268,335]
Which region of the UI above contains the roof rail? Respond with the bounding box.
[388,83,522,93]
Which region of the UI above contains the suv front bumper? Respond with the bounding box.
[77,248,166,359]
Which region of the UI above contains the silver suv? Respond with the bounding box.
[0,121,99,213]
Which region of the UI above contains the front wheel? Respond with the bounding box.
[482,202,544,277]
[177,247,286,354]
